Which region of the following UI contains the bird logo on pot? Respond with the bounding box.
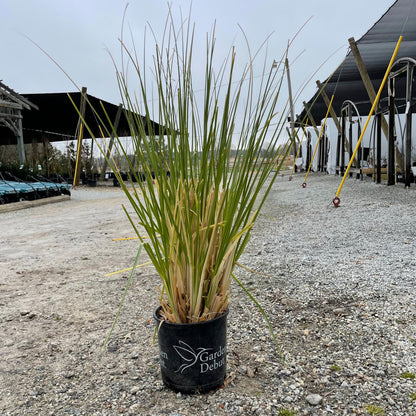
[173,340,226,374]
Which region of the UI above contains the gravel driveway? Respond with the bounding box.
[0,173,415,415]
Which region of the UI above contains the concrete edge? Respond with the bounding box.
[0,195,71,214]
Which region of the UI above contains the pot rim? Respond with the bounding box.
[154,305,229,327]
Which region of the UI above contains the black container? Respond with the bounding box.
[154,307,228,393]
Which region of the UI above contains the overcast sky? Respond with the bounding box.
[2,0,394,118]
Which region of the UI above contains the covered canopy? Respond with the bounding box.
[299,0,416,125]
[0,91,165,145]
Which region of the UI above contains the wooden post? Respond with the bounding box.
[316,81,343,133]
[302,102,322,172]
[42,137,50,178]
[100,104,123,181]
[348,37,404,171]
[285,58,297,156]
[31,138,39,170]
[73,87,87,187]
[302,101,321,138]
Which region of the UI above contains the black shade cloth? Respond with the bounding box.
[298,0,416,125]
[0,92,165,145]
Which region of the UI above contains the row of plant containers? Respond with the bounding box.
[0,171,71,204]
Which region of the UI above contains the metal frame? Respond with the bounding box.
[337,100,362,178]
[388,57,416,187]
[0,82,38,164]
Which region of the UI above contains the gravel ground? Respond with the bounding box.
[0,173,415,415]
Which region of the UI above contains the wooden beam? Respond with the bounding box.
[285,57,297,156]
[302,101,320,138]
[0,112,23,119]
[0,101,23,110]
[348,37,404,171]
[316,80,342,133]
[0,81,39,111]
[316,80,354,159]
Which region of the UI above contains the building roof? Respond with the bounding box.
[0,91,165,145]
[299,0,416,125]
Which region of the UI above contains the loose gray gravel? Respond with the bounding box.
[1,173,415,415]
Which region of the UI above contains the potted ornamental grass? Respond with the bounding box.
[77,8,294,393]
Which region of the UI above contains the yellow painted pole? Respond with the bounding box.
[302,95,334,188]
[289,119,308,181]
[105,261,152,277]
[333,36,403,207]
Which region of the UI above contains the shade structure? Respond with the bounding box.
[298,0,416,125]
[0,91,166,145]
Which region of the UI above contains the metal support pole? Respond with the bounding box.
[335,131,341,175]
[388,93,396,186]
[405,64,413,187]
[376,108,382,184]
[341,110,346,175]
[318,136,322,171]
[405,107,412,187]
[358,122,362,180]
[348,105,353,177]
[16,113,26,165]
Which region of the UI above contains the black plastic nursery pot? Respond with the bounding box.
[154,306,228,394]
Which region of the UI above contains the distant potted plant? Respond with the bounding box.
[77,8,292,393]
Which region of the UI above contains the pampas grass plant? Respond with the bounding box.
[77,7,293,336]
